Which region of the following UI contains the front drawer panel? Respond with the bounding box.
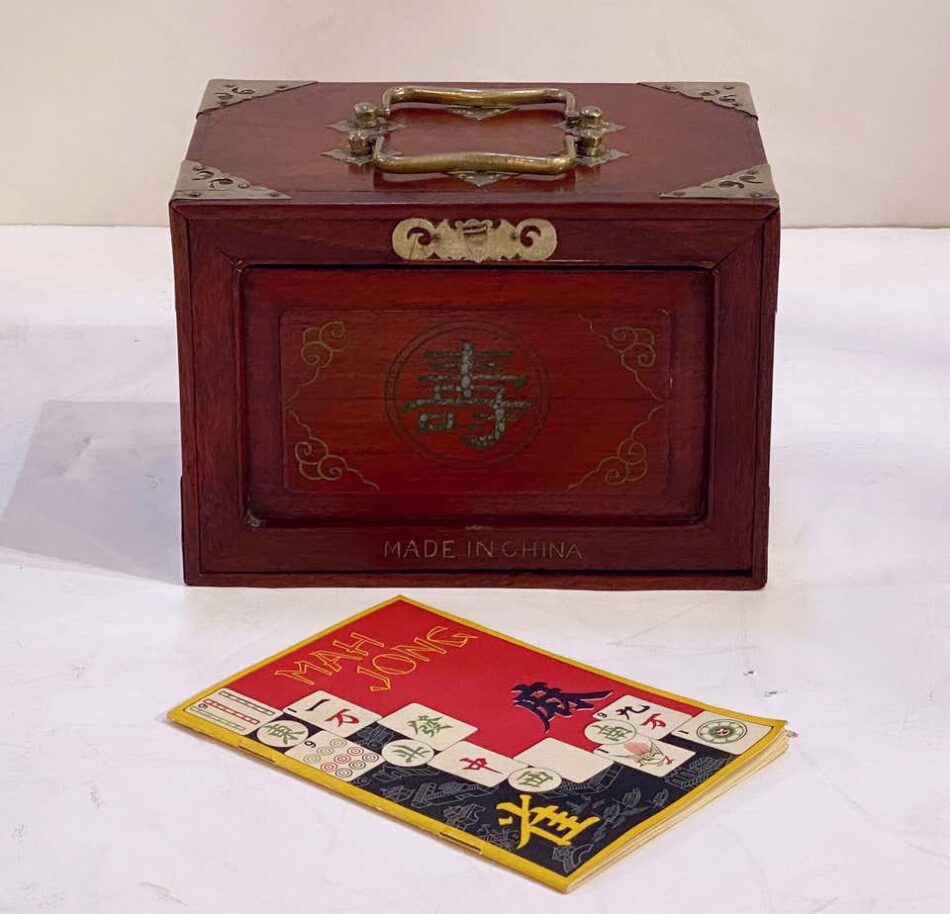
[242,267,711,532]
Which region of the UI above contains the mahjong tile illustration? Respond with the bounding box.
[507,767,562,793]
[284,689,380,737]
[584,717,639,746]
[286,731,384,780]
[593,694,694,736]
[378,702,476,751]
[184,688,280,735]
[515,737,611,783]
[254,717,311,748]
[381,739,435,767]
[428,740,522,787]
[594,736,695,777]
[674,710,772,756]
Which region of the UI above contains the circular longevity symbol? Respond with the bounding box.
[697,718,748,744]
[508,766,562,793]
[255,719,309,748]
[585,718,639,745]
[385,320,549,468]
[381,738,434,768]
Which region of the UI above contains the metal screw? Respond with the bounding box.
[580,105,604,128]
[353,102,378,128]
[577,132,603,157]
[348,131,373,156]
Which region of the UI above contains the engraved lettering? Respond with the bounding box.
[381,538,583,562]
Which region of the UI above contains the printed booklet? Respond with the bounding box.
[168,596,787,891]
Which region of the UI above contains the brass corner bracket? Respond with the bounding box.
[172,160,290,200]
[640,82,757,117]
[660,163,778,200]
[198,79,314,115]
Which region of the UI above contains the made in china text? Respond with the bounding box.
[384,538,583,560]
[273,626,477,693]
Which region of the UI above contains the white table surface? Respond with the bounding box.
[1,226,948,912]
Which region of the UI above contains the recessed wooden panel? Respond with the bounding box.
[242,267,711,528]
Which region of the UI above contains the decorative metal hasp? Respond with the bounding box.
[392,218,557,262]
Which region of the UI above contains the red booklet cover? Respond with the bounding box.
[168,596,787,890]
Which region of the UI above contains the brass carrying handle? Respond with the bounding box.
[372,134,577,177]
[379,85,579,118]
[347,85,608,176]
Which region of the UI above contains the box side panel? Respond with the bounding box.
[750,209,780,586]
[170,205,201,581]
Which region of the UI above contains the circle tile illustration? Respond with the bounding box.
[255,719,310,748]
[697,718,748,744]
[585,718,639,744]
[508,767,562,793]
[385,321,549,467]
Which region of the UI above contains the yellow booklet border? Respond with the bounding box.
[168,595,787,892]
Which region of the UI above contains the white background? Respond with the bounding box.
[2,0,950,227]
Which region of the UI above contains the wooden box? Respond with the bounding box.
[171,81,779,588]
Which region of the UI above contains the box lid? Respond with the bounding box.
[173,81,777,211]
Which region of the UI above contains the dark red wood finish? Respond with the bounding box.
[171,82,779,588]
